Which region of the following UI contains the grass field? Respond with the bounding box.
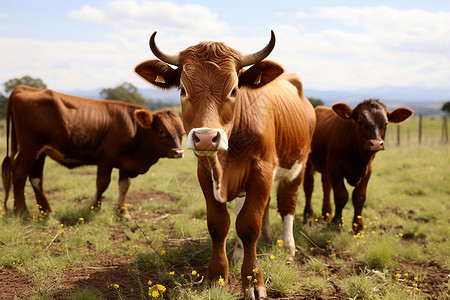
[0,115,448,299]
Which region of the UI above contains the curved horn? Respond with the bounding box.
[149,31,179,66]
[240,30,276,67]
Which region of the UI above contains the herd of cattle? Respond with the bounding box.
[1,31,413,299]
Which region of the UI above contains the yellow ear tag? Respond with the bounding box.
[254,72,262,86]
[345,112,351,119]
[155,75,166,83]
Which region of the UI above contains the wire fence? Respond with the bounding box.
[385,115,449,147]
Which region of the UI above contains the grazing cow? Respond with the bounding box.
[303,99,413,233]
[2,85,184,215]
[135,31,315,299]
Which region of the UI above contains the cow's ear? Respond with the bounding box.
[388,107,414,124]
[238,60,284,89]
[134,109,153,128]
[332,103,354,121]
[135,60,179,90]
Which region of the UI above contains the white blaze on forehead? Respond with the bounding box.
[273,161,303,182]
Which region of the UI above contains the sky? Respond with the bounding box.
[1,0,450,94]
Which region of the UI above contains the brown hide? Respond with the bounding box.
[303,99,413,233]
[135,32,316,298]
[2,85,184,215]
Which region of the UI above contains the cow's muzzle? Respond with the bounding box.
[365,139,385,152]
[167,148,184,158]
[186,128,228,156]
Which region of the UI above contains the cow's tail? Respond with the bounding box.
[2,95,14,211]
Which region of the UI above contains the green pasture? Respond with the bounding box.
[0,116,448,299]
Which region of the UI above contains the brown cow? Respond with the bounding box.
[135,31,315,299]
[2,85,184,215]
[303,99,413,233]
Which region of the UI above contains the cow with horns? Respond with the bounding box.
[135,31,315,299]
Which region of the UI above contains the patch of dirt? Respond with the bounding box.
[0,268,35,299]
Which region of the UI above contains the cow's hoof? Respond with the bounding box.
[246,286,267,300]
[303,216,315,227]
[116,209,131,220]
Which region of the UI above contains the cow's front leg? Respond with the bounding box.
[303,163,315,226]
[198,165,230,283]
[351,169,371,234]
[330,176,348,230]
[236,163,273,299]
[89,164,113,210]
[115,169,131,218]
[232,195,271,263]
[321,173,332,220]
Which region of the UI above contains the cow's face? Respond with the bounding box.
[332,99,413,152]
[134,109,185,158]
[135,31,283,156]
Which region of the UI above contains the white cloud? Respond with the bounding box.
[69,0,230,35]
[270,6,450,90]
[314,6,450,56]
[0,36,142,92]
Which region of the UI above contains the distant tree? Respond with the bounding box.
[0,94,7,118]
[147,99,179,111]
[442,101,450,115]
[4,75,47,94]
[1,75,47,118]
[308,97,324,108]
[100,82,147,106]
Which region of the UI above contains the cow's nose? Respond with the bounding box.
[366,139,384,151]
[193,131,221,151]
[185,128,228,155]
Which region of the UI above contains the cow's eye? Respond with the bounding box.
[358,121,364,127]
[230,89,237,97]
[159,130,166,136]
[180,87,186,96]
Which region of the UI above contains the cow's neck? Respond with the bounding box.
[197,150,248,203]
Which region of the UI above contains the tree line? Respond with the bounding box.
[0,76,177,118]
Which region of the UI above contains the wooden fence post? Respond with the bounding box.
[442,115,449,143]
[418,114,423,144]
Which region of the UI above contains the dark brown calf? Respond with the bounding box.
[2,85,184,215]
[303,99,413,233]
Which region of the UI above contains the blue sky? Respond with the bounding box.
[1,0,449,93]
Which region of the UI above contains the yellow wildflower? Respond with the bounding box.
[270,255,275,260]
[395,274,401,279]
[151,290,159,297]
[169,271,175,275]
[113,284,119,289]
[156,284,166,292]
